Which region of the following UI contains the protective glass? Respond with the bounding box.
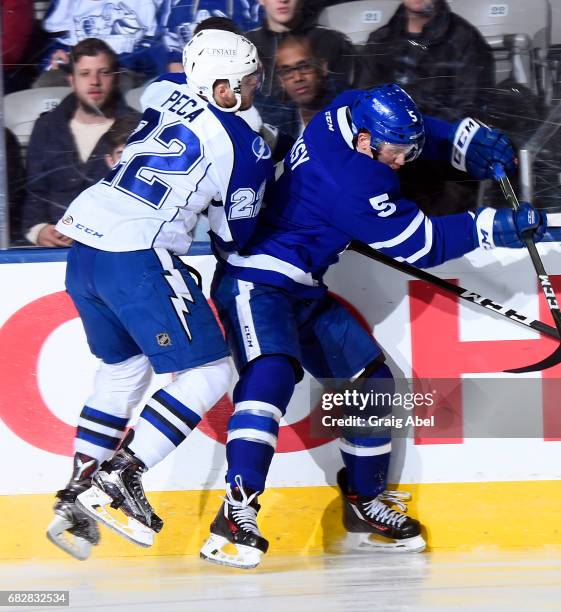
[241,66,264,92]
[277,59,320,81]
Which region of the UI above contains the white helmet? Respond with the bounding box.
[182,29,260,113]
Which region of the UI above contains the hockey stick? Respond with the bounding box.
[348,240,560,343]
[492,163,561,373]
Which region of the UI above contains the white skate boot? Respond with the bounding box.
[76,439,162,548]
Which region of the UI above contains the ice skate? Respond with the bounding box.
[76,441,163,548]
[46,454,100,561]
[200,476,269,569]
[337,469,426,553]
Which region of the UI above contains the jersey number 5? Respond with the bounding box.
[369,193,396,217]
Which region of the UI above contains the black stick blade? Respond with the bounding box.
[505,343,561,373]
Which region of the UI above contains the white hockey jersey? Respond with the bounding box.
[44,0,167,55]
[56,73,273,254]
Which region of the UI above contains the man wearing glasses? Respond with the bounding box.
[200,83,546,569]
[257,34,343,140]
[245,0,357,99]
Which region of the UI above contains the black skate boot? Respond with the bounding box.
[200,475,269,569]
[337,469,425,552]
[76,432,163,547]
[47,453,100,560]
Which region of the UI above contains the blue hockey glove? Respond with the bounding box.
[450,118,516,180]
[474,202,547,249]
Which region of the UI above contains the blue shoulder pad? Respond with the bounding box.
[153,72,187,86]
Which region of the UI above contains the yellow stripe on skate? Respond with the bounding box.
[2,480,561,560]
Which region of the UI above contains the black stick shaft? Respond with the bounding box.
[494,170,561,338]
[348,240,559,341]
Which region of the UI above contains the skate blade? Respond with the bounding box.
[200,533,263,569]
[345,532,426,553]
[76,485,155,548]
[46,514,92,561]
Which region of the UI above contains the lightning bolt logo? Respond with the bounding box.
[252,136,271,162]
[164,269,195,341]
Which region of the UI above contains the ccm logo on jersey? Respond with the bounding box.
[451,117,480,172]
[325,111,334,132]
[76,223,103,238]
[243,325,254,348]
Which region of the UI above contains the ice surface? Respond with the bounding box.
[3,550,561,611]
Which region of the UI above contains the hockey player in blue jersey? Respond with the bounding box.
[200,83,547,568]
[46,29,273,560]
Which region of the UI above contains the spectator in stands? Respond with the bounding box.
[165,1,262,72]
[246,0,357,100]
[360,0,494,122]
[22,38,139,247]
[257,35,343,139]
[35,0,169,90]
[359,0,495,215]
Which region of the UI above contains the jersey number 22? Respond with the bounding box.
[103,108,202,209]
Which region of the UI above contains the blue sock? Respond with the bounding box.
[226,355,295,492]
[128,388,202,468]
[340,363,393,497]
[74,405,128,462]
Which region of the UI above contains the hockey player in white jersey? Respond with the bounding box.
[46,29,273,559]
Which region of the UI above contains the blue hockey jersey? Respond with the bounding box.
[218,90,480,297]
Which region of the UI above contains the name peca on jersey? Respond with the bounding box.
[219,90,481,297]
[57,73,273,254]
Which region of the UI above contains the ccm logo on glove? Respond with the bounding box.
[451,117,479,172]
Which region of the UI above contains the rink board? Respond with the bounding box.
[1,245,561,559]
[3,480,561,560]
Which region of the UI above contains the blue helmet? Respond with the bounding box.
[350,83,425,162]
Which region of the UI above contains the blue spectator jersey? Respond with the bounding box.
[164,0,262,63]
[218,90,480,297]
[42,0,170,77]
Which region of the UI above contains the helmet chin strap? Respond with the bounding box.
[209,95,242,113]
[211,80,243,113]
[219,94,242,113]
